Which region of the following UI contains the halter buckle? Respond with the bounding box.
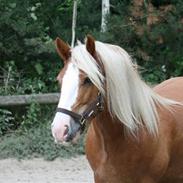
[80,116,87,125]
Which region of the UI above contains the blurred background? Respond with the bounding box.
[0,0,183,160]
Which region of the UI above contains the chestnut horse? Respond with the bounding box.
[51,35,183,183]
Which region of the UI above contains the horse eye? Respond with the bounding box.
[83,77,92,85]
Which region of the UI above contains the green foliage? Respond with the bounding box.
[0,109,14,136]
[151,0,178,7]
[0,124,85,160]
[0,61,19,95]
[20,102,41,132]
[0,60,54,95]
[104,0,183,83]
[0,0,60,95]
[0,106,85,160]
[1,0,182,92]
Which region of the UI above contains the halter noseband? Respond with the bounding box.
[56,93,104,130]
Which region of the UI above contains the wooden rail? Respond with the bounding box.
[0,93,60,106]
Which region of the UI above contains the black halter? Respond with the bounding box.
[56,93,104,130]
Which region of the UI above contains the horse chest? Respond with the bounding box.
[85,124,171,183]
[86,129,146,182]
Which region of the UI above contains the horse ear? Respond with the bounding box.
[86,35,95,57]
[55,37,70,62]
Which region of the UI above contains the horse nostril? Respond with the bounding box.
[64,125,69,136]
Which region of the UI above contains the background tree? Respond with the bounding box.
[71,0,78,47]
[101,0,110,32]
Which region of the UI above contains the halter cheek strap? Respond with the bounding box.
[56,93,104,130]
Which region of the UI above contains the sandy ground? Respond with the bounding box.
[0,155,93,183]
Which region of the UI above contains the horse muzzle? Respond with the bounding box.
[51,113,82,144]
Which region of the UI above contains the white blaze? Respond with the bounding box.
[51,63,79,142]
[58,63,79,110]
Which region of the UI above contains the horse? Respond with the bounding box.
[51,35,183,183]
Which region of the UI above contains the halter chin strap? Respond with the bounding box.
[56,93,104,130]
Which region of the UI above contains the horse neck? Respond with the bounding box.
[92,107,125,150]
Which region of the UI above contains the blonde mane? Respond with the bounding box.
[71,41,176,136]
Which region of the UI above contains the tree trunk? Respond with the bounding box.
[71,0,78,48]
[101,0,110,32]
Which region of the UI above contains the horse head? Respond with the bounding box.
[51,35,104,144]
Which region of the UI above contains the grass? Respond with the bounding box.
[0,104,85,160]
[0,123,85,160]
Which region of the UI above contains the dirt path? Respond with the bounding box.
[0,156,93,183]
